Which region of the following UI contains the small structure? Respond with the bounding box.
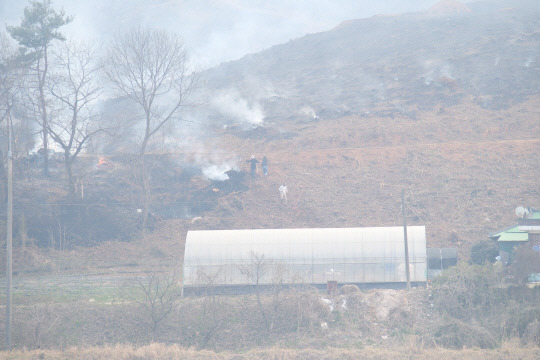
[426,248,458,279]
[489,207,540,263]
[182,226,427,295]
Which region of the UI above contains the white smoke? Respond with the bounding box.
[299,105,319,119]
[421,58,456,85]
[524,55,535,68]
[211,89,265,128]
[192,146,240,181]
[202,164,234,181]
[440,63,454,79]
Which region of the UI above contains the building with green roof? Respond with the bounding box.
[489,207,540,263]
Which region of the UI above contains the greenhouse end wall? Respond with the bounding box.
[183,226,427,292]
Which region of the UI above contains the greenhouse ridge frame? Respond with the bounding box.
[183,226,427,294]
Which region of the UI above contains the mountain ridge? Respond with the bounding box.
[200,0,539,126]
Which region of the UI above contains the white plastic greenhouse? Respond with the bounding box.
[182,226,427,294]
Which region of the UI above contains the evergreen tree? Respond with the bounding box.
[7,0,72,176]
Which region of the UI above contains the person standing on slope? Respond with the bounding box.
[279,184,288,203]
[246,155,259,178]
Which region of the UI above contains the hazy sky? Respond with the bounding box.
[2,0,468,68]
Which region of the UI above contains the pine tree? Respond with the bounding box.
[7,0,72,176]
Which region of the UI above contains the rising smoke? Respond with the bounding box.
[192,145,240,181]
[299,105,319,119]
[202,163,235,181]
[211,89,265,128]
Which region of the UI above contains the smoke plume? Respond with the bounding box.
[211,89,265,128]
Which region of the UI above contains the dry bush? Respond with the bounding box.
[175,287,331,351]
[271,288,330,335]
[431,262,503,320]
[432,318,498,349]
[13,303,60,349]
[183,268,237,347]
[509,244,540,284]
[430,262,540,346]
[237,252,296,335]
[176,295,266,350]
[501,306,540,345]
[130,269,182,342]
[339,284,360,294]
[339,291,370,324]
[524,319,540,346]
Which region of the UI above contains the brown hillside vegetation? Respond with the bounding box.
[184,95,540,260]
[2,95,539,272]
[2,0,538,273]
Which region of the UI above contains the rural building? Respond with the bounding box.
[489,207,540,263]
[182,226,427,295]
[426,248,458,279]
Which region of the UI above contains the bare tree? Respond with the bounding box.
[7,0,72,177]
[193,267,228,345]
[239,251,289,334]
[239,251,271,332]
[103,26,197,233]
[17,302,60,349]
[133,269,182,342]
[47,40,103,197]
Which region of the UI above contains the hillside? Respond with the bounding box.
[182,0,540,258]
[2,0,540,356]
[2,0,540,273]
[202,0,540,121]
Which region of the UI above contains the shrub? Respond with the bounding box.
[508,244,540,284]
[433,318,498,349]
[523,318,540,346]
[501,307,540,344]
[339,284,360,294]
[470,240,499,265]
[431,262,503,320]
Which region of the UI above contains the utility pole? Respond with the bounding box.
[401,189,411,291]
[6,114,13,349]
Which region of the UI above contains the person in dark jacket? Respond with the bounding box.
[246,155,258,178]
[261,156,268,176]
